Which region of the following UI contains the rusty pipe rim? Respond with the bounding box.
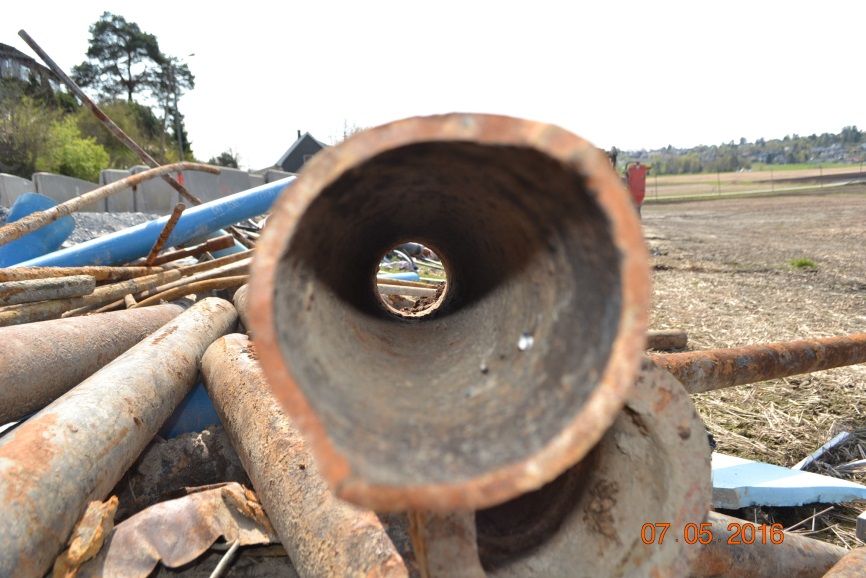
[250,113,650,511]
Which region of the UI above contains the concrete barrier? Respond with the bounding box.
[249,174,265,188]
[99,169,134,213]
[33,173,103,212]
[129,165,179,215]
[0,174,34,208]
[265,169,296,183]
[181,166,258,203]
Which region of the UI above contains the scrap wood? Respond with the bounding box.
[52,497,118,578]
[76,483,277,578]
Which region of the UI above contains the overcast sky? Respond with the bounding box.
[3,1,864,170]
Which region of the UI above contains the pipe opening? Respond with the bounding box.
[261,115,650,504]
[376,241,449,318]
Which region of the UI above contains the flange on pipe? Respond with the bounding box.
[249,113,650,511]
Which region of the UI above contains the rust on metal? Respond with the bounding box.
[0,269,182,326]
[131,257,250,306]
[146,235,234,266]
[690,512,847,577]
[145,202,185,266]
[52,496,118,578]
[249,113,651,511]
[233,284,250,331]
[201,334,408,578]
[0,266,164,283]
[0,163,216,248]
[821,547,866,577]
[646,329,688,351]
[0,275,94,306]
[0,301,187,424]
[468,360,711,577]
[409,511,485,578]
[133,275,248,308]
[652,334,866,394]
[0,297,237,578]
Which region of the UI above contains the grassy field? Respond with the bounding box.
[643,165,866,201]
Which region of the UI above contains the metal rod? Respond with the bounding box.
[0,298,237,578]
[134,275,248,308]
[646,329,688,351]
[0,163,217,249]
[201,333,408,578]
[17,29,254,250]
[145,202,185,266]
[0,270,183,326]
[131,256,251,305]
[0,302,188,424]
[689,512,847,578]
[0,266,163,283]
[378,283,438,298]
[651,334,866,394]
[146,235,234,266]
[0,275,94,306]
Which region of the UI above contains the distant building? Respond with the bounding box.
[275,131,328,173]
[0,43,61,93]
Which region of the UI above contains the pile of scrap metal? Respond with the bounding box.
[2,113,866,578]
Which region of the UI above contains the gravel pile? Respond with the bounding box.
[0,207,159,246]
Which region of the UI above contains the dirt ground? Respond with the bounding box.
[643,184,866,546]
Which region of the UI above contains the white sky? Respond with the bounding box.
[3,1,864,170]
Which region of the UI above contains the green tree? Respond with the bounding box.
[73,100,160,167]
[154,57,195,160]
[40,116,110,182]
[0,81,60,178]
[72,12,162,103]
[209,149,240,168]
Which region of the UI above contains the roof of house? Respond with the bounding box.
[274,132,329,168]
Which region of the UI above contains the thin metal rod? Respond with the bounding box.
[0,163,217,249]
[134,275,248,308]
[18,29,253,250]
[0,298,237,578]
[0,275,94,306]
[0,266,163,283]
[147,235,234,266]
[652,334,866,393]
[209,539,241,578]
[145,203,185,266]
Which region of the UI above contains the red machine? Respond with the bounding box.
[626,161,650,209]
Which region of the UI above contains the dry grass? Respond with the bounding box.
[644,187,866,547]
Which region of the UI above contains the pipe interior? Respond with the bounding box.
[273,141,622,486]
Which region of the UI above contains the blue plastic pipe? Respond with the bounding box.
[0,193,75,267]
[15,177,295,267]
[378,272,421,282]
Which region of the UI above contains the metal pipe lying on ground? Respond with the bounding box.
[651,334,866,394]
[0,302,188,424]
[250,113,650,511]
[0,298,236,578]
[646,329,688,351]
[0,164,217,249]
[377,283,438,298]
[134,275,248,308]
[0,275,94,306]
[410,361,712,577]
[201,334,408,578]
[145,202,185,265]
[821,547,866,577]
[0,265,164,283]
[689,512,847,578]
[233,284,250,330]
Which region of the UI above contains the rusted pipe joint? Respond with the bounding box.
[250,113,650,511]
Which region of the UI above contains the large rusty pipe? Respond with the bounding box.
[233,283,250,330]
[821,548,866,577]
[0,265,164,283]
[0,301,188,424]
[652,334,866,394]
[690,512,847,578]
[404,361,711,577]
[201,334,408,578]
[0,298,237,578]
[0,275,94,306]
[250,113,650,511]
